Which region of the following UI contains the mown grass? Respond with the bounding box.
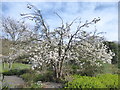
[0,63,31,73]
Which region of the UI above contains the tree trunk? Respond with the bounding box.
[9,62,12,70]
[3,61,5,69]
[54,66,62,82]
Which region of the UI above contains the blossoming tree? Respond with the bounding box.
[21,4,115,79]
[2,17,31,69]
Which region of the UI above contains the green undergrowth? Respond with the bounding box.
[65,73,119,88]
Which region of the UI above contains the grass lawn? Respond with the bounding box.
[0,63,31,73]
[102,63,118,74]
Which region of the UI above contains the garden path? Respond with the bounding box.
[3,75,25,88]
[3,76,63,88]
[42,82,62,88]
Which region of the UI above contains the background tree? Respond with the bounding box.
[2,17,30,69]
[103,41,118,64]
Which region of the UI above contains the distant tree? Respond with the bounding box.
[103,41,118,64]
[2,17,30,69]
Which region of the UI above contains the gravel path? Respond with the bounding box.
[3,76,25,88]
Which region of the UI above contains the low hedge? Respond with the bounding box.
[3,69,30,76]
[65,74,118,88]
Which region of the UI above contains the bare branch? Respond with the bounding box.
[54,12,64,27]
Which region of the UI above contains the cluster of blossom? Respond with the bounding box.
[70,33,115,68]
[26,41,54,70]
[26,39,72,70]
[6,46,25,62]
[26,34,115,70]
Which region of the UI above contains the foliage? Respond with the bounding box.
[65,74,118,88]
[65,75,106,88]
[96,74,118,88]
[104,41,120,70]
[104,41,119,64]
[78,62,103,76]
[20,73,35,82]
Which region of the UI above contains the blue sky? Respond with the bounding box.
[1,2,118,41]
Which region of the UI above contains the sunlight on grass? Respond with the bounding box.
[0,63,31,73]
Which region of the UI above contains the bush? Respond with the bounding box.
[65,74,118,88]
[65,75,106,88]
[96,74,118,88]
[69,60,104,76]
[21,73,34,82]
[33,71,55,82]
[33,74,43,82]
[79,61,104,76]
[21,73,43,82]
[20,70,37,82]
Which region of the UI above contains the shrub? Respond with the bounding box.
[69,60,104,76]
[21,73,32,82]
[33,71,55,82]
[65,75,106,88]
[96,74,118,88]
[65,74,118,88]
[3,69,21,76]
[20,72,37,82]
[32,74,43,82]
